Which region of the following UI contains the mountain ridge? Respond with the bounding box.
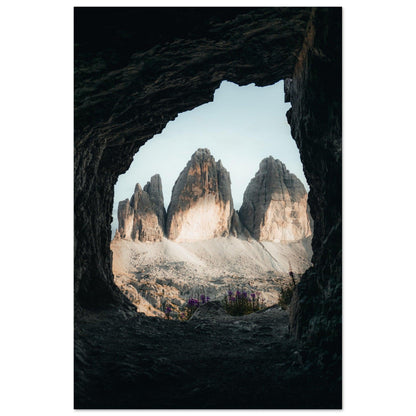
[116,149,311,243]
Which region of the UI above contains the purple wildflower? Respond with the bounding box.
[228,290,233,297]
[200,294,206,304]
[230,297,236,302]
[206,296,210,302]
[251,293,256,299]
[236,290,241,298]
[188,298,198,306]
[187,298,199,307]
[242,292,248,298]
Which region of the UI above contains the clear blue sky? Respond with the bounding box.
[112,80,308,232]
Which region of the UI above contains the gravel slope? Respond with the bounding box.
[111,236,312,315]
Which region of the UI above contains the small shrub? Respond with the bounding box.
[222,290,265,316]
[278,272,297,310]
[180,294,210,320]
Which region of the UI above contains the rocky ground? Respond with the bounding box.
[110,236,312,317]
[74,302,340,409]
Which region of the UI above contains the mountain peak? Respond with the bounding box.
[118,175,166,242]
[166,149,233,242]
[239,156,311,242]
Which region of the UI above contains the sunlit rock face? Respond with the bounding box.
[117,174,166,242]
[239,157,311,242]
[166,148,233,242]
[117,199,134,239]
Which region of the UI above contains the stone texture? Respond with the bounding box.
[239,157,312,242]
[117,175,165,242]
[143,174,166,231]
[75,304,339,409]
[166,149,233,242]
[117,199,134,239]
[111,236,312,312]
[285,8,342,383]
[229,211,251,239]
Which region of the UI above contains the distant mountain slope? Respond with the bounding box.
[111,236,312,316]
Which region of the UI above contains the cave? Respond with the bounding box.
[74,7,342,408]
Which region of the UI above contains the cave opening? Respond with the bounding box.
[110,79,313,320]
[75,7,341,409]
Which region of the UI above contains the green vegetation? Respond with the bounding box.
[222,290,265,316]
[175,294,210,321]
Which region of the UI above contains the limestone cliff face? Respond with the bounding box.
[166,148,233,242]
[117,199,134,240]
[239,157,311,242]
[143,174,166,232]
[117,174,166,242]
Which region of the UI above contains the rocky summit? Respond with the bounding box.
[117,174,166,242]
[112,151,313,318]
[166,148,234,242]
[239,157,312,242]
[116,151,312,245]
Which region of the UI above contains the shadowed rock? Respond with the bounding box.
[143,174,166,231]
[189,301,229,320]
[229,210,251,239]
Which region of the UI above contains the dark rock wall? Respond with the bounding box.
[75,6,341,373]
[74,4,341,391]
[74,7,311,309]
[286,8,342,380]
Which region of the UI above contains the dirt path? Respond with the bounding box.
[75,303,339,409]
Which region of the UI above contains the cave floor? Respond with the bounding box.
[75,302,339,409]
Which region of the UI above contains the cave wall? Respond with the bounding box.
[74,7,342,374]
[74,7,311,310]
[286,8,342,377]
